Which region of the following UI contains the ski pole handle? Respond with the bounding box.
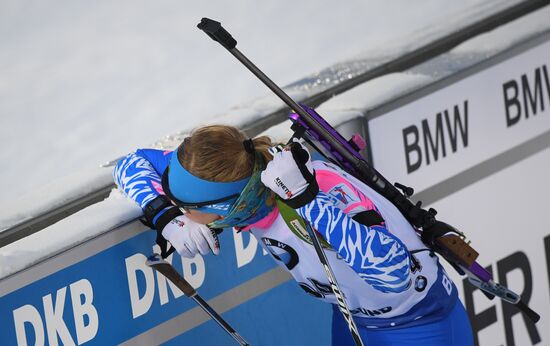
[197,18,237,49]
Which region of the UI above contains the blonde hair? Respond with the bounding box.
[178,125,274,182]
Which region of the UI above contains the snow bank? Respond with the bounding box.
[0,0,526,219]
[3,1,550,278]
[0,190,141,278]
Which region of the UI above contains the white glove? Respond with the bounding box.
[161,214,220,258]
[261,139,318,207]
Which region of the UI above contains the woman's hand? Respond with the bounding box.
[261,139,319,208]
[161,214,220,258]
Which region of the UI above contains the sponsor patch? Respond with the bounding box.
[327,183,358,208]
[415,275,428,292]
[262,237,299,270]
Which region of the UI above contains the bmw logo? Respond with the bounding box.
[415,275,428,292]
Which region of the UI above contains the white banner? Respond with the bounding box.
[369,38,550,192]
[368,36,550,346]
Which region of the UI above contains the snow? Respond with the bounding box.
[0,168,114,230]
[0,0,526,228]
[0,190,141,278]
[452,6,550,54]
[263,73,434,142]
[2,1,550,277]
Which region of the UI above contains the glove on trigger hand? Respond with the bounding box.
[261,139,319,209]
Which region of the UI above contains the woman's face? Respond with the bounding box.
[184,208,223,225]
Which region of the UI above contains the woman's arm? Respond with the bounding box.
[113,148,220,258]
[113,149,171,208]
[261,141,411,293]
[297,192,411,293]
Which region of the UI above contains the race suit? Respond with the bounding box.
[114,149,460,331]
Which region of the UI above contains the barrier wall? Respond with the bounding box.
[0,219,333,345]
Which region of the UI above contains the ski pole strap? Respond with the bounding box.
[142,195,183,259]
[283,176,319,209]
[153,206,182,258]
[282,141,320,209]
[152,206,182,230]
[156,231,176,259]
[143,195,173,224]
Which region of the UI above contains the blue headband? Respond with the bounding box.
[166,151,251,215]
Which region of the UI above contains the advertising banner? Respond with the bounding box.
[368,35,550,346]
[0,226,331,345]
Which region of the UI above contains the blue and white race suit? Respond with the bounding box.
[114,149,465,335]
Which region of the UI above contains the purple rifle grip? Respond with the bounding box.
[469,261,492,282]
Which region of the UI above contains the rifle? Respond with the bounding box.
[197,17,540,324]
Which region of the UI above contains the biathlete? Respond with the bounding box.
[114,124,473,345]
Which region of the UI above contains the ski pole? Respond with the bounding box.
[146,254,249,346]
[303,221,365,346]
[198,18,365,345]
